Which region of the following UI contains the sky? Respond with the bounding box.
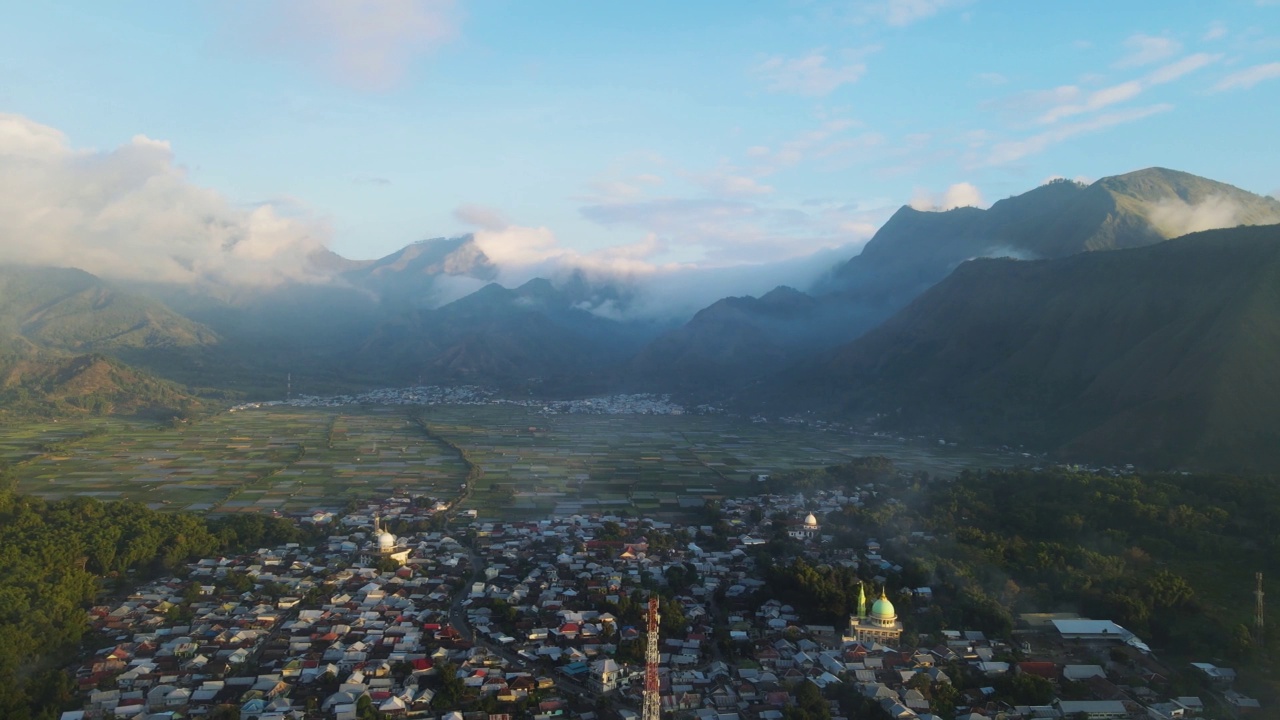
[0,0,1277,289]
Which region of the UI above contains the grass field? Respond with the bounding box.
[6,405,1013,517]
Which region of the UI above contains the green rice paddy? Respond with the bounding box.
[5,405,1013,518]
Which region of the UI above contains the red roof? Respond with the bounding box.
[1018,661,1059,679]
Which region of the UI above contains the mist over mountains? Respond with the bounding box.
[3,165,1280,470]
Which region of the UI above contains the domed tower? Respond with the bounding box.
[869,590,898,627]
[364,514,411,565]
[790,511,822,541]
[850,587,904,646]
[375,515,397,551]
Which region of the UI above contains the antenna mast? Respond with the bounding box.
[1256,572,1265,647]
[643,597,661,720]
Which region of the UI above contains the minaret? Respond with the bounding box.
[857,582,867,619]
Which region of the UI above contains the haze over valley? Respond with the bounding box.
[4,4,1280,718]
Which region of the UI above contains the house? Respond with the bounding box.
[1054,699,1128,719]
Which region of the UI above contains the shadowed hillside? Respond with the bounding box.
[764,223,1280,471]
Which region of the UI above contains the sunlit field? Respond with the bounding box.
[8,404,1014,518]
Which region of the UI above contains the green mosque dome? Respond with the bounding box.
[870,593,896,622]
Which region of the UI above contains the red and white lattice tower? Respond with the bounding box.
[643,597,661,720]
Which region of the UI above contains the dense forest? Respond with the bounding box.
[0,470,301,719]
[759,463,1279,666]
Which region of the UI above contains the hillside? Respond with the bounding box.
[626,286,864,396]
[341,235,498,307]
[0,265,218,353]
[0,351,204,420]
[352,279,665,394]
[638,169,1280,397]
[765,224,1280,471]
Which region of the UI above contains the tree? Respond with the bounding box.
[660,597,686,637]
[784,680,831,720]
[995,672,1053,706]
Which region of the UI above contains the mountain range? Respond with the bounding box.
[3,166,1280,471]
[761,223,1280,471]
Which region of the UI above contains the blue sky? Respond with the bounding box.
[0,0,1277,284]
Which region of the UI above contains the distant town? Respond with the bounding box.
[231,388,704,418]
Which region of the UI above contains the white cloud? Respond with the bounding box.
[749,118,875,173]
[1145,52,1221,83]
[976,72,1008,86]
[458,211,678,290]
[454,203,508,231]
[243,0,458,91]
[580,196,884,267]
[1115,33,1182,68]
[910,182,984,211]
[1034,54,1219,125]
[755,49,870,96]
[700,173,774,197]
[984,104,1174,166]
[581,173,664,203]
[1036,81,1141,124]
[0,113,331,285]
[855,0,966,26]
[1212,62,1280,91]
[1203,21,1228,41]
[1147,195,1257,236]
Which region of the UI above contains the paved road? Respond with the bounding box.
[448,543,482,644]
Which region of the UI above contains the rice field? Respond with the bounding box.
[6,405,1013,518]
[9,408,468,514]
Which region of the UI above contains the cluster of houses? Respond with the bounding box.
[69,503,488,719]
[230,387,696,417]
[60,480,1249,720]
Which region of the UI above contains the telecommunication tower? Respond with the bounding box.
[1256,572,1265,646]
[643,597,661,720]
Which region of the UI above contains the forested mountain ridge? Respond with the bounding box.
[829,168,1280,303]
[0,351,204,420]
[0,265,218,353]
[351,278,665,393]
[760,223,1280,471]
[625,286,857,397]
[633,168,1280,396]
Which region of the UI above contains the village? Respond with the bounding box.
[230,388,697,418]
[61,480,1252,720]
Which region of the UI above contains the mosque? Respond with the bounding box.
[361,515,412,565]
[788,512,822,541]
[848,582,903,646]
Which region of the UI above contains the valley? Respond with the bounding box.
[6,7,1280,717]
[4,169,1279,472]
[5,404,1016,518]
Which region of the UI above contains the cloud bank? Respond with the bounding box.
[0,113,331,285]
[448,202,868,320]
[1147,195,1262,237]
